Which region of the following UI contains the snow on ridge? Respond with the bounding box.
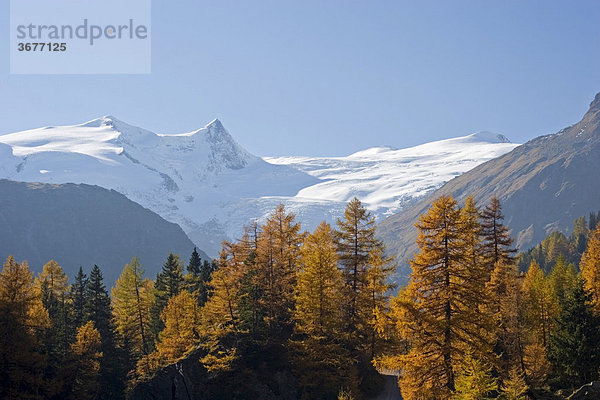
[0,117,519,256]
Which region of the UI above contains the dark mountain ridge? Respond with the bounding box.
[0,179,209,284]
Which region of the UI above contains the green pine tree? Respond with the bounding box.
[71,266,88,328]
[151,253,184,338]
[548,278,600,390]
[84,265,125,400]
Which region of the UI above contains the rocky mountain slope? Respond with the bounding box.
[0,179,206,284]
[379,92,600,283]
[0,118,517,256]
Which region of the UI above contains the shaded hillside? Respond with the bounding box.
[0,179,209,284]
[379,92,600,283]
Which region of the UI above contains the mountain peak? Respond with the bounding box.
[467,131,511,144]
[590,92,600,112]
[206,118,224,130]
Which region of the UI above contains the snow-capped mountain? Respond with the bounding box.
[0,117,518,256]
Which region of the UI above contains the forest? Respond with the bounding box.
[1,196,600,400]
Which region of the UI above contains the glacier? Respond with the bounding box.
[0,117,519,256]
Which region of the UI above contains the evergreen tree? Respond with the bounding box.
[548,279,600,390]
[84,265,125,400]
[111,257,155,374]
[581,224,600,312]
[572,216,589,254]
[70,267,88,328]
[187,247,202,276]
[480,196,515,271]
[0,256,49,399]
[36,260,74,392]
[151,253,184,339]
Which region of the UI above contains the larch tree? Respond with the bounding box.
[199,241,249,372]
[486,260,524,378]
[66,321,103,400]
[520,261,556,349]
[292,221,353,398]
[451,352,497,400]
[36,260,74,385]
[334,198,382,339]
[0,256,50,399]
[137,290,202,379]
[520,261,555,387]
[255,204,302,342]
[548,255,578,310]
[392,195,494,399]
[581,224,600,312]
[111,257,155,372]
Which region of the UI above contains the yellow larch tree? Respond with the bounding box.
[111,257,155,371]
[292,221,353,398]
[581,224,600,312]
[388,195,494,400]
[67,321,102,400]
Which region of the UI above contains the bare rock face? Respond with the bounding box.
[568,382,600,399]
[379,92,600,284]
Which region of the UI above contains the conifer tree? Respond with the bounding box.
[111,257,155,372]
[151,253,184,338]
[334,198,382,339]
[393,196,494,399]
[500,366,529,400]
[480,197,515,271]
[70,266,88,328]
[521,261,557,348]
[66,321,102,400]
[185,248,204,302]
[292,222,353,398]
[451,352,497,400]
[255,204,302,342]
[581,224,600,312]
[0,256,49,399]
[84,265,125,400]
[157,290,202,361]
[199,243,248,372]
[486,261,523,376]
[548,279,600,390]
[187,247,202,276]
[572,216,589,254]
[36,260,74,385]
[548,255,577,310]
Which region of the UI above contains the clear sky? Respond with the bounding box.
[1,0,599,156]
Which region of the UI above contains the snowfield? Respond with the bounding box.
[0,117,518,256]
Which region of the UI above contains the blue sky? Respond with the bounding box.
[1,0,599,156]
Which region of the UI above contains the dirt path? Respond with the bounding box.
[370,374,402,400]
